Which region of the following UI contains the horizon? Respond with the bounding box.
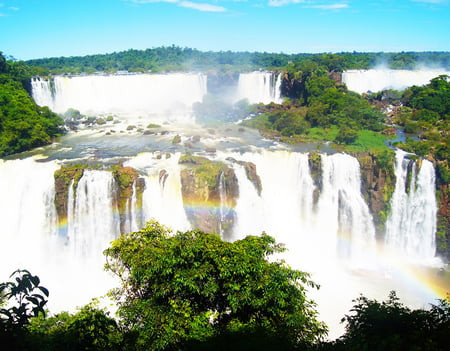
[0,0,449,61]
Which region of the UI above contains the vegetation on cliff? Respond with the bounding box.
[241,60,387,151]
[373,75,450,257]
[0,52,64,157]
[179,155,238,236]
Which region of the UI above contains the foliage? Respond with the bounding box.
[104,220,327,350]
[0,269,49,351]
[335,126,358,145]
[0,269,49,330]
[27,302,122,351]
[337,291,450,351]
[24,47,450,75]
[395,75,449,187]
[0,52,64,156]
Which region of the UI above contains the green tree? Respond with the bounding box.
[104,220,327,350]
[335,126,358,145]
[27,302,122,351]
[0,269,49,351]
[339,291,450,351]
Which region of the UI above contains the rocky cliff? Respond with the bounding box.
[179,155,239,239]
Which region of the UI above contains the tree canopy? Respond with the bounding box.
[334,291,450,351]
[24,47,450,75]
[104,220,327,350]
[0,52,64,156]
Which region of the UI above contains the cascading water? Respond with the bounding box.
[235,71,282,104]
[385,150,437,262]
[342,69,450,94]
[124,152,191,232]
[31,73,208,124]
[0,146,443,339]
[1,70,445,339]
[318,153,376,267]
[67,170,119,260]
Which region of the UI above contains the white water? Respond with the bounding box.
[0,69,442,341]
[342,69,450,94]
[235,71,282,104]
[0,147,441,339]
[229,151,376,270]
[0,158,118,312]
[385,150,437,263]
[31,71,283,125]
[31,73,208,124]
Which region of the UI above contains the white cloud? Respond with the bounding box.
[9,6,19,11]
[179,1,227,11]
[412,0,447,3]
[129,0,178,3]
[268,0,304,6]
[126,0,227,11]
[306,3,348,10]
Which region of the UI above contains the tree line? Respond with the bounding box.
[24,46,450,75]
[1,220,449,351]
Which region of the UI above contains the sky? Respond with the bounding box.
[0,0,449,60]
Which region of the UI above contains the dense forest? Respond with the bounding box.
[1,222,449,351]
[25,46,450,74]
[0,52,64,156]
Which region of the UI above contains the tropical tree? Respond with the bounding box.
[0,269,49,350]
[104,220,327,350]
[338,291,450,351]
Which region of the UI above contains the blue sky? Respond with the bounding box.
[0,0,449,60]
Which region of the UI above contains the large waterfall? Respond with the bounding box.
[31,71,283,123]
[1,70,444,338]
[31,73,208,124]
[0,148,441,337]
[342,69,450,94]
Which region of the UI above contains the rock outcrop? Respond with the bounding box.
[112,164,146,234]
[179,155,239,239]
[54,163,145,235]
[436,181,450,261]
[54,165,86,233]
[357,151,396,237]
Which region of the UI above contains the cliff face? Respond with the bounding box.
[54,164,145,235]
[437,183,450,261]
[54,165,85,232]
[112,165,146,234]
[356,152,396,237]
[179,155,239,239]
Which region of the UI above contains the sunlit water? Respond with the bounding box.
[0,71,448,340]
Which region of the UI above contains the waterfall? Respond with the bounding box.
[0,157,59,270]
[0,147,442,338]
[31,77,54,107]
[236,72,282,104]
[125,152,191,232]
[317,153,376,266]
[342,69,450,94]
[385,150,437,262]
[67,170,119,259]
[228,150,376,269]
[31,73,208,123]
